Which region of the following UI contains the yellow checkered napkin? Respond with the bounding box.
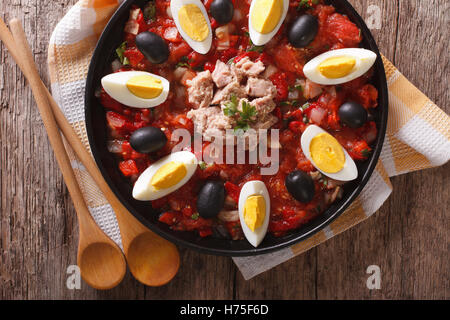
[48,0,450,280]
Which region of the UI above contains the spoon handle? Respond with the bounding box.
[4,20,101,239]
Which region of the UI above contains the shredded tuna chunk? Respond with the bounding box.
[212,81,246,105]
[187,107,235,142]
[186,71,214,109]
[233,57,265,78]
[251,114,278,130]
[212,60,235,88]
[249,95,276,115]
[245,77,277,98]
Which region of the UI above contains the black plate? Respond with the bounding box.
[85,0,388,256]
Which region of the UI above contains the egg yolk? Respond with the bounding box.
[178,4,209,41]
[310,133,346,173]
[244,195,266,232]
[151,161,187,190]
[251,0,283,34]
[318,56,356,79]
[126,75,163,99]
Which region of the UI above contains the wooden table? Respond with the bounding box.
[0,0,448,300]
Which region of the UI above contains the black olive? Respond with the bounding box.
[338,101,368,128]
[288,14,319,48]
[197,181,225,218]
[210,0,234,25]
[285,171,315,203]
[135,32,170,64]
[130,126,167,153]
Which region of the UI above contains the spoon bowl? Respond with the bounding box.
[78,241,127,290]
[126,232,180,286]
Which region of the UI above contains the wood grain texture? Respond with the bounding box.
[0,0,448,299]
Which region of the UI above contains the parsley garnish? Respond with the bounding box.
[191,213,200,220]
[198,161,207,170]
[361,149,371,158]
[280,100,301,107]
[300,102,311,111]
[223,95,258,133]
[227,57,236,65]
[176,56,190,68]
[223,95,239,116]
[143,1,156,21]
[247,38,265,53]
[297,0,319,10]
[116,42,130,65]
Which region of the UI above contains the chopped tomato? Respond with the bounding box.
[270,72,290,101]
[119,160,139,177]
[168,42,192,64]
[100,90,123,113]
[124,48,144,67]
[224,182,240,203]
[269,42,305,76]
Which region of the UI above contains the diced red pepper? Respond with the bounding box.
[124,48,144,67]
[106,111,128,130]
[234,51,260,63]
[269,72,289,101]
[199,228,213,238]
[224,182,241,203]
[288,121,306,134]
[204,61,215,73]
[159,212,180,226]
[100,90,123,113]
[119,160,139,177]
[220,47,239,62]
[187,51,208,69]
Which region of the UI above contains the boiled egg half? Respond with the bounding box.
[249,0,289,46]
[171,0,212,54]
[238,181,270,247]
[301,125,358,181]
[133,151,198,201]
[102,71,170,109]
[303,48,377,85]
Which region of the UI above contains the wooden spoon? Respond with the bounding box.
[1,19,180,286]
[1,19,127,290]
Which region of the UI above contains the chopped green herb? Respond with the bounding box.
[223,95,239,117]
[176,62,190,68]
[227,57,236,65]
[116,42,130,65]
[143,1,156,21]
[191,213,200,220]
[361,149,371,158]
[223,95,258,133]
[300,102,311,111]
[247,38,265,53]
[199,161,207,170]
[297,0,319,11]
[280,100,301,107]
[303,115,309,124]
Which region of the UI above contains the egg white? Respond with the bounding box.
[238,181,271,248]
[301,125,358,181]
[303,48,377,85]
[101,71,170,109]
[248,0,289,46]
[132,151,198,201]
[170,0,212,54]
